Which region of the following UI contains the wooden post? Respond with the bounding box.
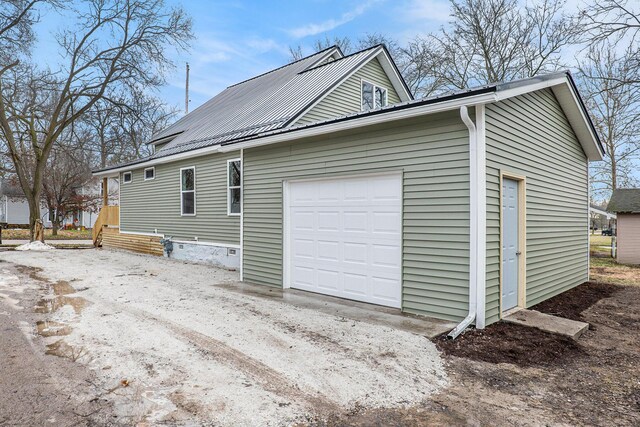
[102,178,108,207]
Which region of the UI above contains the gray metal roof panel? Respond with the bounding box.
[154,46,380,152]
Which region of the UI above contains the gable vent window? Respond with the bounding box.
[144,167,155,181]
[180,167,196,216]
[227,159,242,215]
[362,80,387,111]
[122,171,132,184]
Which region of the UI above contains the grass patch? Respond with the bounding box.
[1,228,91,240]
[590,234,612,247]
[591,257,640,286]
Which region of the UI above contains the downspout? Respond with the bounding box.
[448,106,478,338]
[448,104,487,338]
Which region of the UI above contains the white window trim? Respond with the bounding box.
[122,171,132,184]
[144,167,155,181]
[227,158,242,216]
[180,166,196,216]
[360,78,388,111]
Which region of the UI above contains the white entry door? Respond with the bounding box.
[502,178,520,311]
[286,174,402,308]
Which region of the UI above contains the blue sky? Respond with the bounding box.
[35,0,590,111]
[157,0,453,111]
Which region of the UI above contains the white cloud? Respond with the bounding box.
[400,0,451,24]
[245,38,290,56]
[287,0,383,38]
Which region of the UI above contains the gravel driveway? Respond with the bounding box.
[0,249,447,426]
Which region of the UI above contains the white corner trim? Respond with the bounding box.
[240,148,244,281]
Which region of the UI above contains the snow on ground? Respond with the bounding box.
[0,249,447,426]
[14,241,55,251]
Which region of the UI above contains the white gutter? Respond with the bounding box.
[448,104,487,338]
[93,92,496,178]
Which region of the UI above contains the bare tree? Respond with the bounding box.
[579,43,640,199]
[42,147,92,235]
[581,0,640,88]
[0,0,192,241]
[419,0,581,89]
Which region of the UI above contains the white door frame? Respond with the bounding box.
[499,171,527,316]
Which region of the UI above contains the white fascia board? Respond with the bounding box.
[494,77,568,101]
[219,92,497,153]
[376,49,413,102]
[93,145,223,178]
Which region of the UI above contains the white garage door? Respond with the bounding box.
[286,173,402,308]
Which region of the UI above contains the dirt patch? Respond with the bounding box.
[533,281,621,323]
[434,322,584,367]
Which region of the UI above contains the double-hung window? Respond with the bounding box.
[227,159,241,215]
[361,80,388,111]
[180,167,196,216]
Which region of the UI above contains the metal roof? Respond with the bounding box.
[607,189,640,213]
[152,45,382,154]
[95,70,604,174]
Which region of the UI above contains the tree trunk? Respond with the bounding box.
[52,216,59,236]
[27,198,42,242]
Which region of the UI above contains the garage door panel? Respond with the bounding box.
[317,240,339,261]
[343,242,368,264]
[288,173,402,309]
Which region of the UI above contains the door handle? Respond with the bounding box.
[516,251,522,255]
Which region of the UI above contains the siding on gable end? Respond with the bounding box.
[296,58,402,126]
[119,150,241,245]
[485,89,589,324]
[243,112,472,321]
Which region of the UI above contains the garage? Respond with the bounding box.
[284,173,403,308]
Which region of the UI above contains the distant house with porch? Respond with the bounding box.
[607,189,640,265]
[0,177,118,228]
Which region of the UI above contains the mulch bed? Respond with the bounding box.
[434,322,584,367]
[532,281,621,322]
[435,281,622,367]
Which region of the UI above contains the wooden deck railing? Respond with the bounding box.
[92,205,120,246]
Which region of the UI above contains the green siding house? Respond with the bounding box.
[94,45,603,332]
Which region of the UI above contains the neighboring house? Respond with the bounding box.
[93,45,604,330]
[607,189,640,264]
[0,177,118,228]
[590,204,616,234]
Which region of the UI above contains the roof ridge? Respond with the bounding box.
[298,44,382,75]
[226,45,340,89]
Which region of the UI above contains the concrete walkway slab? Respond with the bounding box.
[217,281,457,338]
[503,309,589,340]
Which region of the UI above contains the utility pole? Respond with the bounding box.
[185,62,190,114]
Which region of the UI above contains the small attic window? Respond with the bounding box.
[362,80,387,111]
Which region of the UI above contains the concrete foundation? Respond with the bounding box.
[168,241,240,270]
